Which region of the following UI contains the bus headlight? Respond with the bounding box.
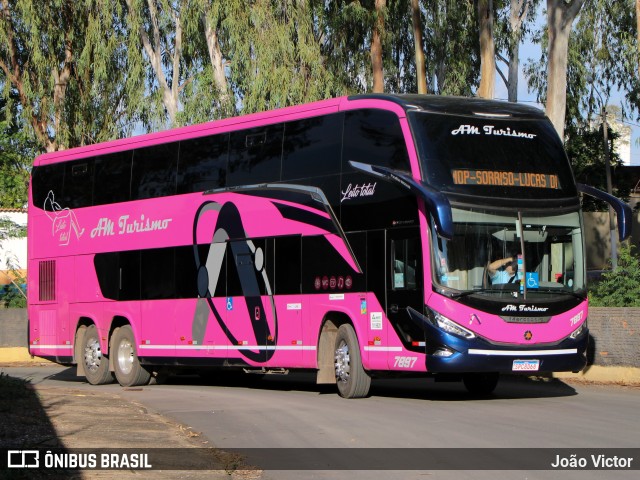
[429,309,476,340]
[569,322,587,340]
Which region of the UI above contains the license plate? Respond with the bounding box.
[512,359,540,371]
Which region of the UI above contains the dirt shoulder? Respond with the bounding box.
[0,372,260,479]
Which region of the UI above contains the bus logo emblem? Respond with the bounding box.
[524,330,533,341]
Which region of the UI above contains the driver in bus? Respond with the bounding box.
[487,256,518,284]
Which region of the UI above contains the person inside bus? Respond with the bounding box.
[487,256,518,284]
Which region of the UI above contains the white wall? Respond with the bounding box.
[0,211,27,284]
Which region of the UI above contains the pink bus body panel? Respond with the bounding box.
[27,95,587,377]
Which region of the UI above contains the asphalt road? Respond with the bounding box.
[3,366,639,480]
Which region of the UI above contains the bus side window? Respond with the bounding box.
[281,114,343,181]
[228,124,283,187]
[178,134,229,193]
[63,160,94,208]
[32,163,65,210]
[94,151,132,205]
[343,109,411,171]
[131,142,179,200]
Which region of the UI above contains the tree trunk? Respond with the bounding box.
[507,0,531,102]
[126,0,180,125]
[411,0,427,94]
[203,14,230,110]
[546,0,584,140]
[371,0,386,93]
[477,0,495,99]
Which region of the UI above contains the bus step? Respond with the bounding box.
[243,368,289,375]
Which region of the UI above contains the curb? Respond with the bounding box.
[0,347,53,364]
[553,365,640,385]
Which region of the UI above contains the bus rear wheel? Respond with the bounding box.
[81,324,114,385]
[334,324,371,399]
[463,372,499,396]
[112,325,151,387]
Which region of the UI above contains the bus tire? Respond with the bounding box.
[334,324,371,399]
[112,325,151,387]
[463,372,499,396]
[81,324,114,385]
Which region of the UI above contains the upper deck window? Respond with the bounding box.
[409,112,577,199]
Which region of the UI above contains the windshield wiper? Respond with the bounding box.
[449,288,512,299]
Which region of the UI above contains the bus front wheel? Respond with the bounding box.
[334,324,371,399]
[81,324,114,385]
[112,325,151,387]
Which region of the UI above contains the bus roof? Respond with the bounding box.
[349,94,547,119]
[33,94,547,166]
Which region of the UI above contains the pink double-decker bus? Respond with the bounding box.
[28,95,631,398]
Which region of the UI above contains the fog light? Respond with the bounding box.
[569,322,586,339]
[433,348,454,357]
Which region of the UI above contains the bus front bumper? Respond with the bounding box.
[422,321,589,374]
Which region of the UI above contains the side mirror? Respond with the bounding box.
[577,183,632,240]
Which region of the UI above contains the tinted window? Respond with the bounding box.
[228,124,283,186]
[32,163,65,210]
[178,134,229,193]
[409,112,577,199]
[131,142,179,200]
[141,248,175,299]
[119,251,140,301]
[340,110,415,231]
[94,252,119,300]
[282,114,343,180]
[63,160,94,208]
[94,151,132,205]
[274,236,301,294]
[343,109,410,171]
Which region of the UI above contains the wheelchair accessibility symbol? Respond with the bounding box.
[526,272,539,289]
[226,297,233,311]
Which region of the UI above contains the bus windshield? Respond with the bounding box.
[431,208,586,298]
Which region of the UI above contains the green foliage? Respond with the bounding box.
[0,97,33,208]
[0,217,27,240]
[526,0,640,128]
[589,244,640,307]
[0,0,137,151]
[422,0,479,95]
[565,121,629,211]
[0,216,27,308]
[1,281,26,308]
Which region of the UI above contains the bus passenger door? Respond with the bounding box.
[386,228,424,365]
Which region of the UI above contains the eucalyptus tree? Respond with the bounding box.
[495,0,539,102]
[544,0,585,139]
[527,0,639,135]
[425,0,479,95]
[124,0,193,128]
[0,0,135,152]
[477,0,496,98]
[411,0,428,93]
[227,0,338,113]
[0,97,32,208]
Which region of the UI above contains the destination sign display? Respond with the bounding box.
[451,169,561,189]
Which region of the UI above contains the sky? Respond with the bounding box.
[494,8,640,167]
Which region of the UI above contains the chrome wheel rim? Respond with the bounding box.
[334,341,350,383]
[84,338,102,373]
[117,338,134,375]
